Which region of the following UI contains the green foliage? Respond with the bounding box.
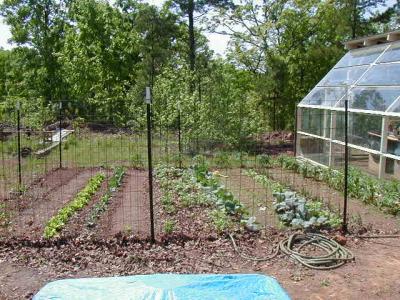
[163,219,175,234]
[276,155,400,216]
[130,153,144,169]
[0,0,393,134]
[209,209,232,233]
[44,173,105,238]
[155,164,211,210]
[256,154,272,168]
[0,203,11,227]
[273,191,341,229]
[246,168,341,229]
[86,167,125,227]
[214,151,231,168]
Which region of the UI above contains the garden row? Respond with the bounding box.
[273,155,400,216]
[245,169,341,229]
[44,167,126,238]
[154,156,250,235]
[154,155,342,234]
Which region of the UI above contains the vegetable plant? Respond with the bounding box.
[86,167,125,227]
[44,172,105,238]
[163,219,175,234]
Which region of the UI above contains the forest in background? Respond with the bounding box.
[0,0,398,145]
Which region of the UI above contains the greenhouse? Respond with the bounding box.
[296,30,400,180]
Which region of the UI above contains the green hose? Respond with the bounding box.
[229,232,354,270]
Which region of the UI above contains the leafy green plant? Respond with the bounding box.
[130,153,144,169]
[273,155,400,216]
[256,154,272,169]
[44,172,105,238]
[214,151,231,168]
[273,191,340,229]
[0,203,10,227]
[210,209,232,233]
[163,219,175,234]
[87,167,125,227]
[246,169,340,229]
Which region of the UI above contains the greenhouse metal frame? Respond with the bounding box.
[296,31,400,180]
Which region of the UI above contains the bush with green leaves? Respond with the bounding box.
[44,173,105,238]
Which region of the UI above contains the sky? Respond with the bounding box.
[0,0,396,55]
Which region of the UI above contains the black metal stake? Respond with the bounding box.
[178,109,182,168]
[16,103,22,189]
[59,102,62,169]
[146,101,155,243]
[294,107,298,157]
[342,99,349,233]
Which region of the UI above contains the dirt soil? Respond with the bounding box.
[0,233,400,300]
[1,168,102,238]
[1,166,400,299]
[98,169,150,237]
[220,168,279,228]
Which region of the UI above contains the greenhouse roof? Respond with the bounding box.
[299,31,400,116]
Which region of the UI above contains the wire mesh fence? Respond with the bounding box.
[1,96,399,241]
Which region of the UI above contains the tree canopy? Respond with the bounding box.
[0,0,397,142]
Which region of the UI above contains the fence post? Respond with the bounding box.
[59,101,62,169]
[342,91,349,233]
[16,101,22,189]
[294,107,298,157]
[146,87,155,243]
[178,108,182,168]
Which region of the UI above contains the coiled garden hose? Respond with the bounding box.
[229,233,354,270]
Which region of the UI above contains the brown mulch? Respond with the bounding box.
[96,169,150,238]
[1,168,101,239]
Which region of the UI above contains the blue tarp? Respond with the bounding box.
[33,274,291,300]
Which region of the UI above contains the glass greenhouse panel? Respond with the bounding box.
[301,87,345,107]
[298,134,330,165]
[335,44,387,68]
[384,158,400,180]
[349,148,380,177]
[336,87,400,111]
[377,42,400,63]
[317,66,367,87]
[300,108,330,137]
[386,117,400,156]
[358,64,400,86]
[391,99,400,112]
[334,112,382,151]
[330,142,345,169]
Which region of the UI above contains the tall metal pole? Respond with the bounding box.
[146,87,155,243]
[16,102,22,189]
[59,101,62,169]
[294,106,298,157]
[342,92,349,233]
[178,108,182,169]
